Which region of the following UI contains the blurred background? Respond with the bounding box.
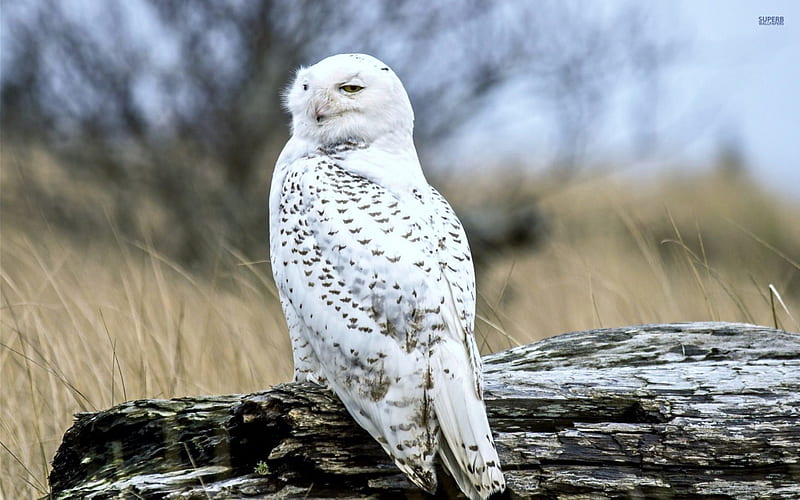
[1,1,798,496]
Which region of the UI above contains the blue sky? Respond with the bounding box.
[448,1,799,200]
[670,1,799,198]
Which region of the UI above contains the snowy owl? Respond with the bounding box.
[269,53,505,499]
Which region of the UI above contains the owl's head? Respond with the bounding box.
[285,54,414,146]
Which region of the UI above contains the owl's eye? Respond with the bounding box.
[340,85,364,94]
[302,83,309,91]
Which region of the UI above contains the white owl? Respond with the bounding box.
[269,53,505,499]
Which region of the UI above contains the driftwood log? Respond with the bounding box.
[49,322,800,499]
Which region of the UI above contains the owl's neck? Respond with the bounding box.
[277,131,427,190]
[340,137,427,189]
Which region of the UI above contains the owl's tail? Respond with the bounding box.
[432,337,505,500]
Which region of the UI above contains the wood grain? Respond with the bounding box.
[49,322,800,499]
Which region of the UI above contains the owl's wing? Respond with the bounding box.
[273,156,457,492]
[425,187,483,394]
[424,188,506,499]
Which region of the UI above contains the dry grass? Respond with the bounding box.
[2,166,799,497]
[475,171,799,348]
[0,229,292,497]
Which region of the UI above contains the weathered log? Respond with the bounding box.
[49,322,800,499]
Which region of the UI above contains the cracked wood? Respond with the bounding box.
[49,322,800,499]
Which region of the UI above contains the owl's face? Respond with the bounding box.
[285,54,414,146]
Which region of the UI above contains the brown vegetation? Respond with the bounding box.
[1,151,798,497]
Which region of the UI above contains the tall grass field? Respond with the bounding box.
[2,157,798,497]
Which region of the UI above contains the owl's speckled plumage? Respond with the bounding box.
[269,53,505,499]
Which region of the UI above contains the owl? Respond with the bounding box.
[269,53,505,499]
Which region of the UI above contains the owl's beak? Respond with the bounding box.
[314,106,338,124]
[310,103,323,123]
[310,94,326,123]
[311,91,339,124]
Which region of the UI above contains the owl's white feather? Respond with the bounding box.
[269,53,505,499]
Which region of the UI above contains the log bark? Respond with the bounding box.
[48,322,800,499]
